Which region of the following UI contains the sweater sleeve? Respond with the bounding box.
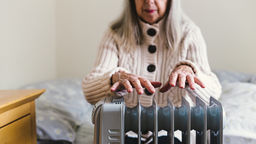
[82,29,129,104]
[174,26,222,104]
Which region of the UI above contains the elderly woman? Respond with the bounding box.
[82,0,221,143]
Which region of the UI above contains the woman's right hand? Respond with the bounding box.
[110,71,162,95]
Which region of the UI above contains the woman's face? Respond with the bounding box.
[135,0,168,24]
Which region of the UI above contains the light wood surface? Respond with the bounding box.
[0,102,30,127]
[0,115,32,144]
[0,89,44,144]
[0,89,45,114]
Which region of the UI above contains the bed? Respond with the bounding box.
[19,70,256,144]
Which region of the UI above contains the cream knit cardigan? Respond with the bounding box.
[82,19,222,108]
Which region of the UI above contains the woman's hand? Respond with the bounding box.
[110,71,162,94]
[160,65,205,93]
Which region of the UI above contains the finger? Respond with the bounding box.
[121,79,133,93]
[150,81,162,88]
[159,82,171,93]
[186,75,195,90]
[178,74,186,88]
[110,81,121,92]
[140,79,155,94]
[169,73,178,87]
[130,78,144,94]
[194,77,206,88]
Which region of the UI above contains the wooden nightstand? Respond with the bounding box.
[0,89,45,144]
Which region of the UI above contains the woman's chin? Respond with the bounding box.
[144,18,158,24]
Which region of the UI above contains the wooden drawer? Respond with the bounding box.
[0,90,44,144]
[0,103,31,128]
[0,115,32,144]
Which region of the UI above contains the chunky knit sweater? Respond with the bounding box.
[82,18,222,108]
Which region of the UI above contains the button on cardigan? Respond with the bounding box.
[82,18,222,108]
[148,45,157,53]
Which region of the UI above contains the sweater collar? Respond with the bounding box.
[138,17,165,42]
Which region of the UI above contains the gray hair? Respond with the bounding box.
[111,0,188,51]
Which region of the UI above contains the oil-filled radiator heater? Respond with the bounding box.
[93,96,223,144]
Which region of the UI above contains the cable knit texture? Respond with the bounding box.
[82,18,222,108]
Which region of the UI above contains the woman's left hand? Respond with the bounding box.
[160,65,205,93]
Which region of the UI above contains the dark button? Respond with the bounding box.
[147,64,156,72]
[148,45,156,53]
[144,88,153,96]
[147,28,156,37]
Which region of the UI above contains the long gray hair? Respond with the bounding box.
[111,0,187,51]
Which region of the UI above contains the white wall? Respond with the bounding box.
[56,0,123,78]
[0,0,56,89]
[56,0,256,78]
[182,0,256,73]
